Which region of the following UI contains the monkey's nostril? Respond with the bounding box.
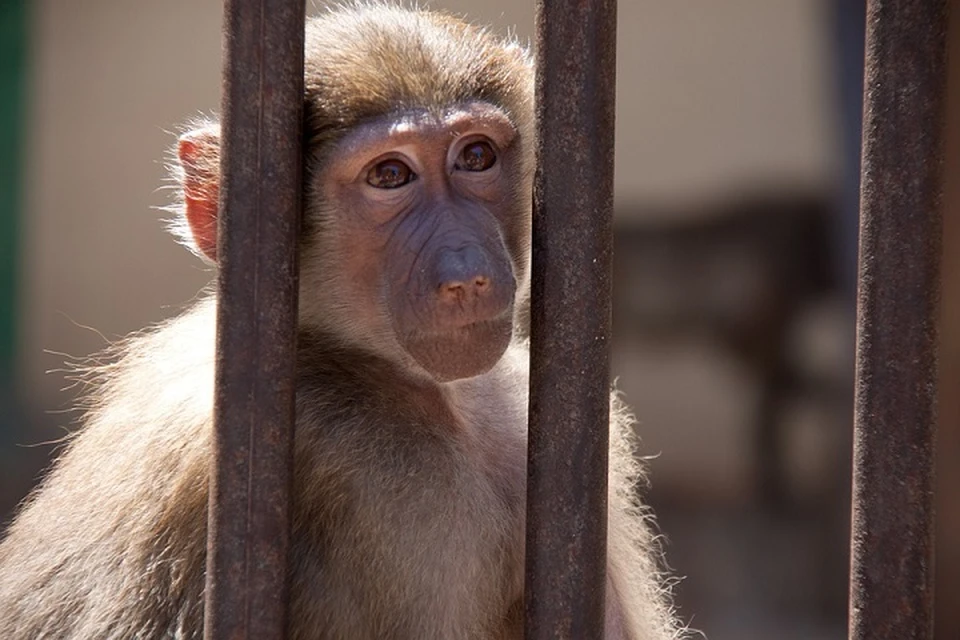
[442,282,465,299]
[439,278,489,303]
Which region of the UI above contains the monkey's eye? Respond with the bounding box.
[456,140,497,172]
[367,159,415,189]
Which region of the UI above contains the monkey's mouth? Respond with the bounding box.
[401,317,513,382]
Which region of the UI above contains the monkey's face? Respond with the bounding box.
[302,103,529,382]
[173,8,535,383]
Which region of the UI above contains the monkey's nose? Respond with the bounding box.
[435,245,495,305]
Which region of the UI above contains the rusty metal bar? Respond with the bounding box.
[524,1,617,638]
[849,1,947,638]
[204,1,304,638]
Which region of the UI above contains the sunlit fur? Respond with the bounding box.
[0,5,687,639]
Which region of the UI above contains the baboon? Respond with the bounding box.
[0,5,684,639]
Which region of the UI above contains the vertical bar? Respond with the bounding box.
[934,7,960,636]
[204,1,304,638]
[525,1,617,638]
[849,1,947,639]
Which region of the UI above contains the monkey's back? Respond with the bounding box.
[0,300,216,638]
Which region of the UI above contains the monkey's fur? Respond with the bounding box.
[0,6,684,639]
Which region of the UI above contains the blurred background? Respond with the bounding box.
[0,1,957,638]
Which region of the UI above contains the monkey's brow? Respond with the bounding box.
[328,105,518,173]
[349,104,515,143]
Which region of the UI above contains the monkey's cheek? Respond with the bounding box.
[403,319,513,382]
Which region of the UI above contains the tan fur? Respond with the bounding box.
[0,5,685,639]
[302,4,535,155]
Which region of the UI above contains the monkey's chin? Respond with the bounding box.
[403,319,513,382]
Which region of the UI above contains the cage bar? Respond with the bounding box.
[524,1,618,638]
[204,1,305,638]
[849,1,947,638]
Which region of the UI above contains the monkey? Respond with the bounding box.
[0,5,685,639]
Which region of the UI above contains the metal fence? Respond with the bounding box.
[206,1,304,636]
[849,2,946,638]
[204,0,948,638]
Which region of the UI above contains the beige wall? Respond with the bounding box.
[17,0,835,406]
[19,1,223,404]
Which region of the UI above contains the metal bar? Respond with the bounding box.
[849,1,948,638]
[204,1,304,638]
[524,1,617,638]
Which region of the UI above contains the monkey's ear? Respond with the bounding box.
[177,126,221,262]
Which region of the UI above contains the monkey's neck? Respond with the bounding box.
[295,329,467,434]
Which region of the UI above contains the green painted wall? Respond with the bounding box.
[0,0,27,375]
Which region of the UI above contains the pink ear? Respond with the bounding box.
[177,126,221,262]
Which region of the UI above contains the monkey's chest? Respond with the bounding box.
[292,425,528,639]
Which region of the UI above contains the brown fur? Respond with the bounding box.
[0,5,685,639]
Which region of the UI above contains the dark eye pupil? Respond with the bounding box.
[459,141,496,172]
[368,160,413,189]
